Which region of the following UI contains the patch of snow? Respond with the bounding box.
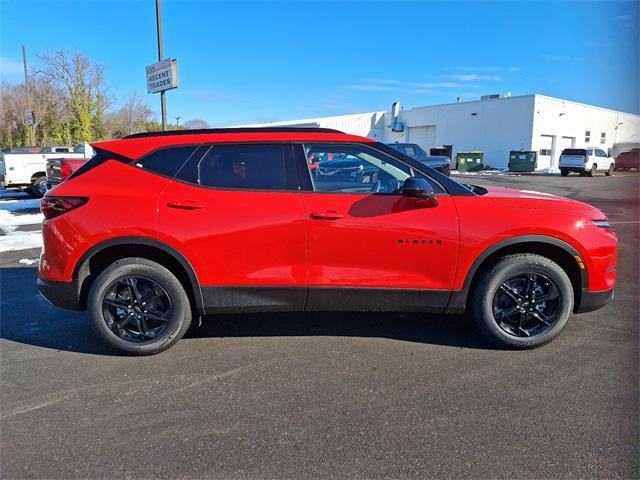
[0,198,41,212]
[0,210,43,234]
[0,231,42,252]
[18,258,39,265]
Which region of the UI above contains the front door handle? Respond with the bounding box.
[166,201,203,210]
[310,210,344,220]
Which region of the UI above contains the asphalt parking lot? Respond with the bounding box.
[1,173,638,479]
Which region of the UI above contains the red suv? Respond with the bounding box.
[37,128,617,355]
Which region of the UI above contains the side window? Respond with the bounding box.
[136,146,197,177]
[403,145,417,157]
[586,149,594,156]
[198,143,287,190]
[304,143,415,194]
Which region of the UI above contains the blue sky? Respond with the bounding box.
[1,0,637,125]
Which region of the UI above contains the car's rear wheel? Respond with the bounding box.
[472,254,573,349]
[605,164,614,176]
[88,257,192,355]
[30,176,48,197]
[560,170,569,177]
[588,164,597,177]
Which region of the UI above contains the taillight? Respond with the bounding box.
[584,156,589,163]
[60,161,72,179]
[40,197,88,219]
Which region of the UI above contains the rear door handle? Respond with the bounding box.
[310,210,344,220]
[166,201,203,210]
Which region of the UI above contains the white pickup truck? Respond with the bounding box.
[0,143,94,197]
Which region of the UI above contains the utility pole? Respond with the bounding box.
[155,0,167,131]
[22,45,34,146]
[174,116,181,127]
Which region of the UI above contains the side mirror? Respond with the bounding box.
[402,177,439,207]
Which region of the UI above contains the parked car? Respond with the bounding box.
[46,145,94,187]
[614,150,640,172]
[38,127,617,355]
[387,143,451,175]
[559,148,615,177]
[0,143,93,196]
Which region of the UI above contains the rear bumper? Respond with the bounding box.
[37,277,83,311]
[575,288,614,314]
[559,166,587,172]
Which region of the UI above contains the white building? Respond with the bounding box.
[241,94,640,171]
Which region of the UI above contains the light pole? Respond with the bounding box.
[174,116,181,127]
[22,45,34,146]
[155,0,167,131]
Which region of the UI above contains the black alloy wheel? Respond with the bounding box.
[102,276,172,342]
[88,257,192,355]
[492,273,560,338]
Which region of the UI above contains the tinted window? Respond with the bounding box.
[198,143,287,190]
[135,146,197,177]
[562,149,587,156]
[305,143,413,194]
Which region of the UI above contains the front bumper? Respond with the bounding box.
[37,277,84,311]
[575,288,614,314]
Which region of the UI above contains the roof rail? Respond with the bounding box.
[123,126,344,139]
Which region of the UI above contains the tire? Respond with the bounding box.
[587,164,597,177]
[87,257,192,355]
[605,164,614,176]
[30,176,48,197]
[471,254,574,349]
[560,170,569,177]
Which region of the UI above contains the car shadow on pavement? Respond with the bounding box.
[187,311,490,350]
[0,267,491,356]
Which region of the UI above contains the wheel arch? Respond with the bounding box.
[30,171,46,182]
[74,236,204,314]
[446,235,587,314]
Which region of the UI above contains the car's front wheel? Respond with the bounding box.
[88,257,192,355]
[472,254,574,349]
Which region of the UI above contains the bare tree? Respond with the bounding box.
[183,118,210,130]
[106,92,155,138]
[36,50,108,142]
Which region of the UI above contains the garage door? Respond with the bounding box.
[408,126,436,151]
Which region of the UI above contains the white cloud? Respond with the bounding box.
[613,15,631,21]
[540,54,570,61]
[0,56,23,75]
[409,89,436,95]
[440,74,503,81]
[413,82,473,88]
[342,84,399,91]
[449,66,521,72]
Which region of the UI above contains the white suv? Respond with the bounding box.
[559,148,615,177]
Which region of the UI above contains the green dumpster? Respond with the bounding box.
[508,151,537,172]
[455,151,484,172]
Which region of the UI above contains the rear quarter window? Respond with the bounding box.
[135,146,198,177]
